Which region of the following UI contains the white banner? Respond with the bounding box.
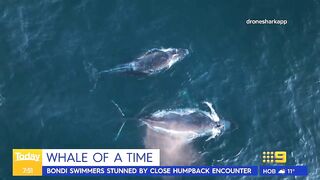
[42,149,160,166]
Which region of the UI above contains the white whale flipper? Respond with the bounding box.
[203,101,220,122]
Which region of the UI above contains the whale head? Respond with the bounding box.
[204,119,230,141]
[161,48,189,67]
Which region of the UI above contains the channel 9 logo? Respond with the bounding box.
[262,151,286,164]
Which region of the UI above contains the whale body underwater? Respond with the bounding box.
[113,101,229,142]
[140,102,229,142]
[100,48,189,75]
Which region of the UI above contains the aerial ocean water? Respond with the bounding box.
[0,0,319,179]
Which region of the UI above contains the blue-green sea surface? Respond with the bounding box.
[0,0,319,179]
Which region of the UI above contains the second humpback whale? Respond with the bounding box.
[140,102,229,142]
[112,101,229,142]
[100,48,189,75]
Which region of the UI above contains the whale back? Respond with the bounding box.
[134,50,171,74]
[142,110,215,133]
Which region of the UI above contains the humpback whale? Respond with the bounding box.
[100,48,189,75]
[140,102,229,142]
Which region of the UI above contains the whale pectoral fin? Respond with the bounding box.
[202,101,220,122]
[202,101,214,114]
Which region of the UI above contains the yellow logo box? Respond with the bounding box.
[12,149,42,176]
[262,151,287,164]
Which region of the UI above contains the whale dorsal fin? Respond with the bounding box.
[202,101,220,122]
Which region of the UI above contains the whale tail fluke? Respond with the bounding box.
[114,121,126,141]
[111,100,126,141]
[111,100,139,141]
[99,63,134,75]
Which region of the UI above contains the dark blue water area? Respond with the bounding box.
[0,0,319,179]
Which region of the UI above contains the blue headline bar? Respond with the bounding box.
[43,166,258,176]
